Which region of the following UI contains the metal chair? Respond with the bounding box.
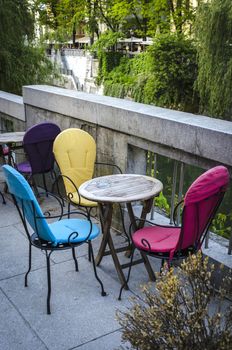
[0,167,6,204]
[16,122,61,194]
[53,128,125,261]
[53,128,97,217]
[2,165,106,314]
[119,165,229,299]
[53,128,122,214]
[0,191,5,204]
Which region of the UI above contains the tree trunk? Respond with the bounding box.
[176,0,183,33]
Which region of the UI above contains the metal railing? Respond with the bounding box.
[61,49,86,57]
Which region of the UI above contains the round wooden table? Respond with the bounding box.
[79,174,163,287]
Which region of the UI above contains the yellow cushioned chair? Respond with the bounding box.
[53,128,98,215]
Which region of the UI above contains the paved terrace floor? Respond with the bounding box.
[0,190,161,350]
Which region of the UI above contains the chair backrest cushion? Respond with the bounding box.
[180,166,229,250]
[53,128,96,194]
[23,122,61,174]
[2,165,56,243]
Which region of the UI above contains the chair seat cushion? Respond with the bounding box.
[17,161,32,174]
[49,218,100,245]
[69,192,98,207]
[132,225,181,254]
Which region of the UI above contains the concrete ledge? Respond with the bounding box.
[23,85,232,166]
[0,91,25,121]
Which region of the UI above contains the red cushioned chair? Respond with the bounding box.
[119,166,229,299]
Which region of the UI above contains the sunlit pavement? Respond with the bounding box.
[0,192,161,350]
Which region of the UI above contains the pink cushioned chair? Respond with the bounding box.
[119,166,229,299]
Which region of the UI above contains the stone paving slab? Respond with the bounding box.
[0,255,133,350]
[0,225,49,281]
[0,191,183,350]
[0,289,47,350]
[73,330,127,350]
[0,199,21,227]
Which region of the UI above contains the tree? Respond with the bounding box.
[195,0,232,120]
[55,0,84,44]
[36,0,100,45]
[102,34,198,113]
[0,0,56,95]
[35,0,59,29]
[35,1,197,46]
[109,0,197,37]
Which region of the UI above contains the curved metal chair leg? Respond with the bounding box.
[88,241,106,296]
[51,171,65,207]
[29,175,39,198]
[25,243,32,287]
[88,244,91,262]
[46,251,52,315]
[72,247,78,271]
[87,207,93,262]
[118,247,135,300]
[68,202,71,218]
[0,190,6,204]
[42,173,48,195]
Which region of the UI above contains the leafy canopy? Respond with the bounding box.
[0,0,56,95]
[102,33,197,112]
[195,0,232,120]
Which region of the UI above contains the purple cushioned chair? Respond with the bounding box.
[16,122,61,194]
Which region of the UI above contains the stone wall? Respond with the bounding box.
[23,85,232,174]
[0,91,25,131]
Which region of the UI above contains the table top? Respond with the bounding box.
[79,174,163,203]
[0,131,25,144]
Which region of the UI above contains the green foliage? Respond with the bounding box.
[103,56,134,96]
[145,0,197,36]
[91,31,124,53]
[195,0,232,120]
[0,0,57,95]
[35,0,198,44]
[155,191,170,215]
[145,34,198,110]
[117,252,232,350]
[212,213,232,239]
[34,0,59,29]
[102,34,198,112]
[93,31,125,85]
[99,52,124,86]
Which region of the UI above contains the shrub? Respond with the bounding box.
[146,33,198,111]
[102,34,198,113]
[117,252,232,350]
[195,0,232,120]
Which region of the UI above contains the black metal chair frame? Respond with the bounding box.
[52,162,130,259]
[118,190,225,300]
[0,190,6,204]
[11,191,106,314]
[13,141,62,198]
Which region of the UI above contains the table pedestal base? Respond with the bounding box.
[95,198,156,288]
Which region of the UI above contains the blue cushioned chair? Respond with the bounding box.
[2,165,106,314]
